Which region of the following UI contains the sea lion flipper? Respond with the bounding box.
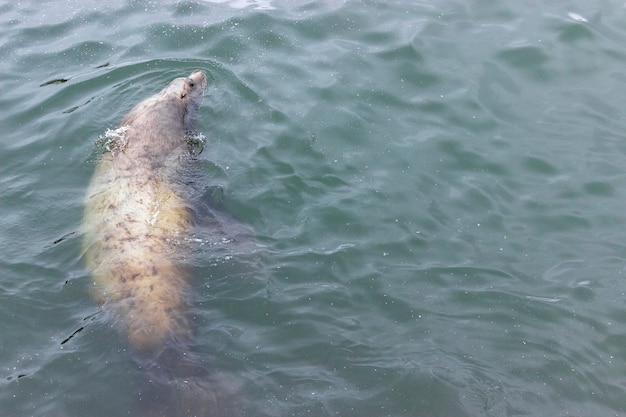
[202,185,225,209]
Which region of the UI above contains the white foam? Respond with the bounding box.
[96,126,129,156]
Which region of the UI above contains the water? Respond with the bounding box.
[2,0,626,415]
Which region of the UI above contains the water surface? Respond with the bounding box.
[3,1,626,416]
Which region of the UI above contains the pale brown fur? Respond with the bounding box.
[83,71,208,353]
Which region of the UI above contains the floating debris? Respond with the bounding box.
[40,78,69,87]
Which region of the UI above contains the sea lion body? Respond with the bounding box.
[83,70,207,353]
[82,71,249,416]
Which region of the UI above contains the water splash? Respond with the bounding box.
[95,126,129,156]
[185,131,206,157]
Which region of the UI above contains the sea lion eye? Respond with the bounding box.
[189,81,195,88]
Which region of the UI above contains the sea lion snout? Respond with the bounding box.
[181,70,207,99]
[188,70,207,90]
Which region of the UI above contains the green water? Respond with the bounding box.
[3,0,626,416]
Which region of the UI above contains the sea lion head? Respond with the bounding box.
[161,70,207,100]
[160,70,208,129]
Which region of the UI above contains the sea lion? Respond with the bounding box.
[82,70,230,415]
[83,70,207,352]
